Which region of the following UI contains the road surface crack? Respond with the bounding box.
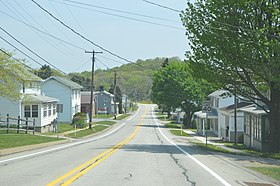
[124,173,133,180]
[170,153,196,186]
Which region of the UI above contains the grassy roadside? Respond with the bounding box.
[65,125,108,138]
[0,134,64,149]
[116,114,130,120]
[223,143,280,160]
[248,167,280,181]
[170,129,190,137]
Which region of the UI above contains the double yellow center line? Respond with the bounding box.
[47,111,145,186]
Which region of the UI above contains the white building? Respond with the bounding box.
[0,71,58,132]
[41,76,83,123]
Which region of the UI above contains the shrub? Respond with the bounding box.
[72,112,87,128]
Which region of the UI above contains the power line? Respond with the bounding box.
[0,36,44,67]
[4,0,79,59]
[142,0,182,13]
[0,27,66,74]
[0,48,34,70]
[59,0,179,23]
[31,0,151,69]
[96,58,110,69]
[49,0,184,30]
[31,0,132,63]
[0,10,86,51]
[70,57,91,72]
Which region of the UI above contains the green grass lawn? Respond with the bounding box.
[95,121,116,126]
[224,143,280,159]
[0,134,64,149]
[191,142,232,154]
[165,122,183,129]
[66,125,108,138]
[248,167,280,181]
[116,114,130,120]
[94,114,113,119]
[170,129,190,137]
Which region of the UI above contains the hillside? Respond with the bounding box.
[68,57,181,100]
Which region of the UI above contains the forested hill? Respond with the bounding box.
[68,57,182,101]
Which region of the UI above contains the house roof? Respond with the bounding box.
[81,91,96,104]
[194,108,218,119]
[95,91,114,97]
[219,102,253,113]
[208,90,229,98]
[240,106,268,115]
[44,76,83,89]
[23,94,58,103]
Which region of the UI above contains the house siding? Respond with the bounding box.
[0,96,21,118]
[41,79,81,123]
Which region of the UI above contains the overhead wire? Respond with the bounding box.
[59,0,179,23]
[70,57,91,72]
[142,0,182,13]
[50,0,184,30]
[3,0,78,59]
[0,10,85,51]
[0,48,34,70]
[47,0,92,54]
[0,27,66,74]
[31,0,150,69]
[0,36,45,67]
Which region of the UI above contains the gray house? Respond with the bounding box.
[95,91,115,115]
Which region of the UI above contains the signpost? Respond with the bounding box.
[202,101,212,148]
[56,104,63,138]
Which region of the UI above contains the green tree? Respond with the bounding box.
[152,61,213,127]
[35,65,53,79]
[0,49,29,99]
[181,0,280,151]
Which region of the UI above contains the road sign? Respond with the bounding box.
[202,101,212,113]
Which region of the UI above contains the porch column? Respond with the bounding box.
[203,118,205,136]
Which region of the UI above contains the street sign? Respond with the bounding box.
[202,101,212,113]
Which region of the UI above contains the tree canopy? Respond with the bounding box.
[0,50,30,99]
[68,57,180,100]
[181,0,280,151]
[152,60,214,127]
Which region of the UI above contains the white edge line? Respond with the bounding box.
[0,109,140,164]
[152,109,232,186]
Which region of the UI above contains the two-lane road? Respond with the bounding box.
[0,104,277,186]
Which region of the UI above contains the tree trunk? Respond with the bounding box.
[268,88,280,152]
[182,110,192,128]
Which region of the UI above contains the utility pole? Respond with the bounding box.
[234,91,238,145]
[85,50,102,129]
[113,71,117,120]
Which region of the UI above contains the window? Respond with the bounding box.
[264,118,270,142]
[32,105,38,118]
[48,104,52,116]
[244,113,250,135]
[53,104,56,115]
[43,104,47,117]
[24,105,31,117]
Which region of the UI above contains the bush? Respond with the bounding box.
[72,112,87,128]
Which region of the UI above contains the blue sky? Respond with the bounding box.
[1,0,189,73]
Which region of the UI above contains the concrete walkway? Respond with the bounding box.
[183,129,248,154]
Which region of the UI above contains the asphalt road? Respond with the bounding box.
[0,104,277,186]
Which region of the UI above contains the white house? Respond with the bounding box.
[194,90,234,137]
[0,70,58,132]
[41,76,83,123]
[219,102,252,142]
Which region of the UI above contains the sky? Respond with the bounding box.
[0,0,190,74]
